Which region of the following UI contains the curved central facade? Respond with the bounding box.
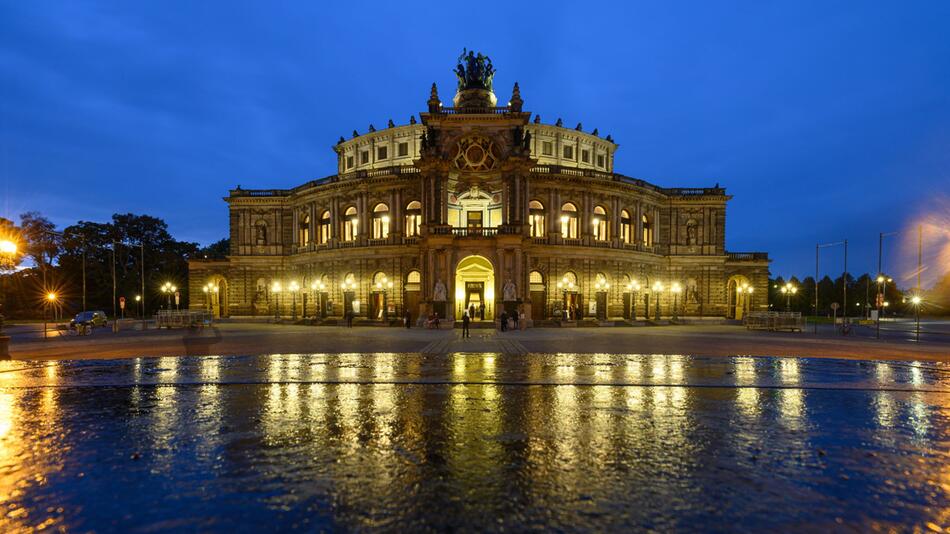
[190,56,770,325]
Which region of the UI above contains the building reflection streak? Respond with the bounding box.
[874,391,896,429]
[734,358,759,418]
[909,392,929,438]
[778,359,804,430]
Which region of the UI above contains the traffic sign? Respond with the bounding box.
[830,302,839,311]
[119,296,126,310]
[875,293,884,307]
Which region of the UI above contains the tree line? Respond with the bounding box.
[0,212,227,320]
[767,274,913,317]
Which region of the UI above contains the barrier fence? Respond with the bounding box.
[155,310,213,329]
[744,311,804,332]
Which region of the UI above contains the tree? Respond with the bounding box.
[198,238,230,259]
[19,212,60,282]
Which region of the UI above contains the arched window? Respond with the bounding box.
[405,270,421,291]
[560,202,578,239]
[341,272,357,291]
[405,201,421,237]
[319,210,331,244]
[592,205,608,241]
[254,221,267,245]
[298,213,311,245]
[620,209,632,244]
[372,203,390,239]
[594,272,609,291]
[343,206,358,241]
[529,270,545,291]
[642,213,654,247]
[529,200,545,238]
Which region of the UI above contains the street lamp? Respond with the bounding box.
[652,281,663,321]
[779,282,798,311]
[44,292,57,340]
[374,276,394,320]
[289,281,300,321]
[911,295,922,342]
[625,280,641,320]
[310,280,327,318]
[671,282,682,321]
[135,294,142,318]
[161,282,177,310]
[556,275,576,320]
[272,281,282,320]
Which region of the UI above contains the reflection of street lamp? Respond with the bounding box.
[671,282,682,321]
[779,282,798,311]
[625,280,641,320]
[652,281,663,320]
[289,281,300,320]
[911,295,922,342]
[272,281,282,320]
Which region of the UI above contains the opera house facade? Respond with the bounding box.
[190,53,770,325]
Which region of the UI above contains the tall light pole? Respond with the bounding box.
[780,282,797,311]
[652,281,663,321]
[625,280,641,320]
[0,239,17,338]
[44,292,57,340]
[289,281,300,321]
[671,282,682,321]
[911,295,922,342]
[272,282,282,320]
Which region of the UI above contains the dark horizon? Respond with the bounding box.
[2,1,948,285]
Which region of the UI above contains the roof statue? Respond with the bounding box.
[454,48,496,92]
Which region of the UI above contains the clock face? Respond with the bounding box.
[454,135,497,172]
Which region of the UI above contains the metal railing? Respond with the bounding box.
[453,227,497,237]
[744,312,804,332]
[156,310,213,329]
[728,252,769,261]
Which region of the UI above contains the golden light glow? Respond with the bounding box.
[0,239,16,255]
[46,292,57,302]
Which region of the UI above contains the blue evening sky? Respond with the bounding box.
[1,1,948,285]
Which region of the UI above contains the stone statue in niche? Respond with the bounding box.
[503,279,517,302]
[433,280,447,302]
[686,278,700,304]
[255,223,267,245]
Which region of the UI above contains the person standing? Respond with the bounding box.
[462,311,470,338]
[468,303,475,321]
[512,307,520,330]
[499,310,508,332]
[404,308,411,329]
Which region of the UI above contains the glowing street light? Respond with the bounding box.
[0,240,16,255]
[272,281,282,320]
[161,282,177,309]
[910,295,922,342]
[779,282,798,311]
[625,280,641,320]
[43,292,57,340]
[671,282,682,321]
[652,281,663,321]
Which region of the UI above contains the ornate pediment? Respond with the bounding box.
[453,135,498,172]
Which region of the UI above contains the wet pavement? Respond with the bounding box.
[0,353,948,531]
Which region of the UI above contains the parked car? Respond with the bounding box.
[70,311,109,329]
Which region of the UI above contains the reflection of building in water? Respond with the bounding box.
[190,52,770,325]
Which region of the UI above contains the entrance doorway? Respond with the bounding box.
[454,255,494,321]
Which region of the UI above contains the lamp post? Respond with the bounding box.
[911,295,921,342]
[780,282,797,311]
[625,280,641,320]
[671,282,682,321]
[289,281,300,321]
[652,281,663,321]
[135,295,142,318]
[593,278,609,320]
[311,280,326,318]
[556,276,575,320]
[374,277,394,321]
[161,282,176,310]
[44,292,57,340]
[272,282,282,320]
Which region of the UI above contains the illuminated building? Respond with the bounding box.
[189,52,769,323]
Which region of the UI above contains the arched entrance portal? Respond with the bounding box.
[207,276,229,318]
[727,275,752,320]
[455,255,495,321]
